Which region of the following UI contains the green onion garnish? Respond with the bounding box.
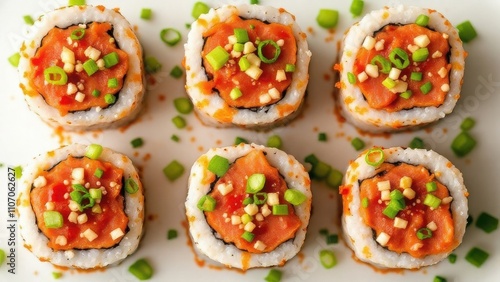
[399,90,413,99]
[83,59,99,76]
[144,56,162,74]
[389,48,410,69]
[451,131,476,157]
[174,97,193,114]
[44,66,68,85]
[347,72,356,84]
[233,43,244,52]
[285,64,295,72]
[351,137,365,151]
[420,81,433,94]
[426,181,437,192]
[304,154,319,167]
[416,227,433,240]
[0,249,6,266]
[311,161,331,180]
[325,234,338,245]
[103,52,120,68]
[170,65,183,78]
[197,195,216,211]
[241,214,253,224]
[475,212,498,233]
[125,178,140,194]
[91,89,101,97]
[390,189,404,200]
[350,0,364,17]
[23,15,35,25]
[128,258,153,280]
[456,20,477,43]
[230,87,243,100]
[104,94,116,104]
[131,137,144,148]
[108,77,118,88]
[238,56,251,71]
[284,189,307,205]
[172,115,186,129]
[70,28,85,40]
[85,144,103,160]
[365,148,384,167]
[14,166,23,179]
[241,231,255,242]
[319,249,337,269]
[423,194,441,209]
[171,134,180,142]
[242,197,253,206]
[316,9,339,28]
[234,28,249,43]
[326,169,343,189]
[410,72,423,81]
[465,247,489,267]
[318,132,327,142]
[370,55,391,74]
[267,135,282,149]
[167,229,178,240]
[361,197,369,208]
[205,46,230,71]
[253,192,268,205]
[412,47,429,62]
[250,0,260,4]
[160,28,182,46]
[8,52,21,67]
[192,2,210,19]
[234,136,248,145]
[382,201,401,219]
[52,272,63,279]
[140,8,152,20]
[257,40,281,64]
[43,211,63,228]
[382,77,397,89]
[246,173,266,194]
[264,269,282,282]
[448,253,457,264]
[415,14,430,27]
[460,117,476,131]
[207,155,230,177]
[409,137,424,149]
[433,276,447,282]
[94,168,104,178]
[163,160,185,181]
[68,0,86,6]
[89,188,102,200]
[272,204,289,216]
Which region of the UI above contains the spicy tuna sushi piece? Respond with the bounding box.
[18,5,145,131]
[337,6,466,132]
[340,147,468,269]
[184,4,311,130]
[17,144,144,269]
[185,143,311,269]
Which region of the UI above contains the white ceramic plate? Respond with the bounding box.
[0,0,499,281]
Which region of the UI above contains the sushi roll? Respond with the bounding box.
[18,5,145,131]
[17,144,144,269]
[340,147,468,269]
[185,143,311,269]
[184,4,311,130]
[337,6,466,132]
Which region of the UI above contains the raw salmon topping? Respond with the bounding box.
[353,23,450,112]
[202,15,297,108]
[30,22,128,115]
[359,163,455,258]
[30,156,128,250]
[203,150,303,253]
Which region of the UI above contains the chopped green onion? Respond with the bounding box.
[43,211,63,228]
[233,43,244,52]
[400,90,413,99]
[241,214,253,224]
[451,131,476,157]
[192,2,210,19]
[448,253,457,264]
[89,188,102,200]
[205,46,230,71]
[284,189,307,205]
[409,137,424,149]
[456,20,477,43]
[316,9,339,28]
[0,249,5,266]
[285,64,295,72]
[311,161,331,180]
[44,66,68,85]
[410,72,423,81]
[267,135,282,149]
[91,89,101,97]
[420,81,433,94]
[172,115,186,129]
[250,0,260,4]
[433,276,447,282]
[103,52,120,68]
[144,56,162,74]
[319,228,329,236]
[362,197,369,208]
[426,181,438,192]
[160,28,182,47]
[383,202,400,219]
[423,194,441,209]
[170,65,183,78]
[8,52,21,67]
[415,14,430,27]
[234,136,248,145]
[94,168,104,178]
[207,155,230,177]
[365,148,385,167]
[238,56,251,71]
[389,48,410,69]
[108,77,118,88]
[272,204,289,216]
[174,97,193,114]
[246,173,266,194]
[104,94,116,104]
[370,55,391,74]
[241,231,255,242]
[70,28,85,40]
[242,197,253,206]
[326,234,338,245]
[163,160,185,181]
[416,227,433,240]
[85,144,103,160]
[304,154,319,166]
[78,193,95,211]
[264,269,282,282]
[326,169,343,189]
[83,59,99,76]
[319,249,337,269]
[140,8,152,20]
[14,166,23,179]
[69,190,83,204]
[347,72,356,84]
[475,212,498,233]
[253,192,268,205]
[167,229,178,240]
[382,77,397,89]
[318,132,327,142]
[230,87,243,100]
[412,48,429,62]
[197,195,216,212]
[257,40,281,64]
[234,28,249,43]
[131,137,144,148]
[125,178,140,194]
[390,189,404,200]
[68,0,85,6]
[351,137,365,151]
[72,184,87,193]
[465,247,489,267]
[460,117,476,131]
[23,15,35,25]
[350,0,364,17]
[52,272,63,279]
[171,134,180,142]
[128,258,153,280]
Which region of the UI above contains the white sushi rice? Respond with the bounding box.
[185,4,311,130]
[338,5,466,132]
[185,143,311,269]
[341,147,468,269]
[18,5,145,131]
[17,144,144,269]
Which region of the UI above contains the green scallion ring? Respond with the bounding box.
[43,66,68,85]
[125,178,139,194]
[70,28,86,40]
[389,48,410,69]
[257,40,281,64]
[364,148,385,167]
[160,28,182,46]
[370,55,391,74]
[416,227,433,240]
